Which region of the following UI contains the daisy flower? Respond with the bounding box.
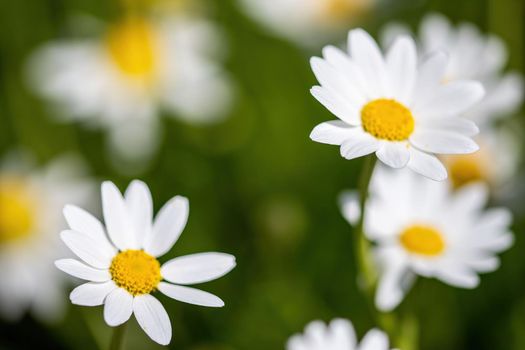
[382,13,523,126]
[238,0,376,47]
[55,180,236,345]
[287,318,394,350]
[310,29,484,181]
[340,167,514,311]
[28,14,233,161]
[0,153,92,322]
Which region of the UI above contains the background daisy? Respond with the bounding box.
[0,153,93,322]
[56,180,236,345]
[28,13,233,164]
[341,167,514,311]
[287,318,393,350]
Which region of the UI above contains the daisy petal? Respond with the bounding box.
[157,282,224,307]
[63,205,107,242]
[104,288,133,326]
[161,252,236,285]
[55,259,111,282]
[375,254,412,312]
[436,265,480,288]
[60,230,116,269]
[310,120,356,146]
[133,294,172,346]
[376,143,410,168]
[124,180,153,249]
[407,148,447,181]
[386,36,417,104]
[413,51,448,104]
[102,181,135,250]
[310,86,360,125]
[418,118,479,137]
[144,196,189,257]
[414,81,485,117]
[340,131,379,160]
[70,281,117,306]
[410,130,479,154]
[359,329,389,350]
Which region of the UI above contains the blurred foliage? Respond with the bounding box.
[0,0,524,349]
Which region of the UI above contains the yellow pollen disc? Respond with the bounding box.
[361,99,415,141]
[110,250,161,296]
[399,225,445,256]
[106,17,159,79]
[320,0,370,23]
[446,154,487,189]
[0,178,36,244]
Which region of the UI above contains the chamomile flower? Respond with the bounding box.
[55,180,236,345]
[29,14,233,162]
[310,29,484,181]
[0,154,92,322]
[287,319,393,350]
[239,0,375,47]
[340,167,514,311]
[382,13,524,126]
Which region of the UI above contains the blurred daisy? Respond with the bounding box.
[56,180,236,345]
[29,15,233,161]
[382,13,524,126]
[239,0,376,46]
[341,167,514,311]
[310,29,483,180]
[287,318,393,350]
[0,154,92,322]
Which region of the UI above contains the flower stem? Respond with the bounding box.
[354,155,377,297]
[109,323,127,350]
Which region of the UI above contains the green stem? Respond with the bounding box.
[109,323,127,350]
[354,155,377,297]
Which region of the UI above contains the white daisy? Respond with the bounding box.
[310,29,484,181]
[382,13,524,126]
[0,154,92,322]
[287,318,393,350]
[340,167,514,312]
[238,0,376,46]
[28,14,233,161]
[55,180,236,345]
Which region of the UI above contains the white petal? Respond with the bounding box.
[407,148,447,181]
[413,51,448,104]
[133,294,172,345]
[339,190,360,225]
[436,265,479,288]
[359,329,390,350]
[310,120,357,146]
[161,252,236,285]
[55,259,111,282]
[418,118,479,137]
[124,180,153,249]
[375,256,412,312]
[348,29,388,96]
[102,181,136,250]
[376,143,410,168]
[339,130,380,160]
[104,288,133,326]
[409,130,479,154]
[144,196,189,257]
[414,81,485,117]
[157,282,224,307]
[63,205,107,242]
[60,230,116,269]
[310,86,360,125]
[70,281,117,306]
[386,36,417,104]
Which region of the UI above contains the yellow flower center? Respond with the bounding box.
[106,18,159,79]
[399,225,445,256]
[110,250,162,295]
[361,99,415,141]
[447,155,487,189]
[320,0,370,23]
[0,178,36,244]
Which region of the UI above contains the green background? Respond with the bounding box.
[0,0,524,349]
